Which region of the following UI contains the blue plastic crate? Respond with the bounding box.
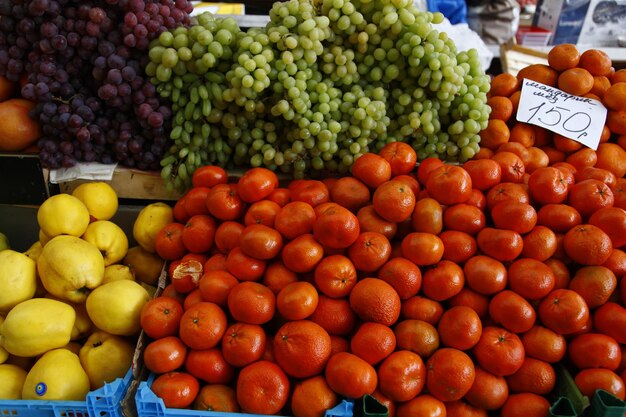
[136,373,354,417]
[0,368,132,417]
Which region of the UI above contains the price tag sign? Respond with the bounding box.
[516,79,608,150]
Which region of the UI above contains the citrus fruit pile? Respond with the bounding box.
[139,97,626,417]
[479,46,626,181]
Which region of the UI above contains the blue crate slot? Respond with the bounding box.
[0,368,132,417]
[136,373,354,417]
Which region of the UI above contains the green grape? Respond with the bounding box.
[153,2,491,191]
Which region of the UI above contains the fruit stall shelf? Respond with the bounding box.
[135,372,355,417]
[0,368,133,417]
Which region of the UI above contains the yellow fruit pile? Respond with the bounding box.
[0,182,165,401]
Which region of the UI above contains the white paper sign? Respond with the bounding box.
[48,162,118,184]
[516,78,608,150]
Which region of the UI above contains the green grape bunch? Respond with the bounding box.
[148,0,491,192]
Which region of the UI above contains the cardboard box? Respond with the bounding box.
[577,0,626,47]
[533,0,592,44]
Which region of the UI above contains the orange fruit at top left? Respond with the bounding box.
[0,98,41,151]
[0,74,16,101]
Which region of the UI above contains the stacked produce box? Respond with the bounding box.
[1,0,626,416]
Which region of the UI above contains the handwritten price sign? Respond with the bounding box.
[516,79,608,150]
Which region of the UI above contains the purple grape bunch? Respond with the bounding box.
[0,0,193,169]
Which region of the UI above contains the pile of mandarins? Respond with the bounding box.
[139,45,626,417]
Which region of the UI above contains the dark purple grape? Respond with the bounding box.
[16,37,30,51]
[146,97,159,108]
[148,111,164,128]
[101,154,114,164]
[76,127,90,142]
[146,19,160,34]
[66,32,80,47]
[49,79,61,91]
[133,24,147,39]
[129,0,144,13]
[61,155,77,167]
[116,46,131,59]
[145,3,159,16]
[137,102,151,118]
[94,56,107,69]
[39,61,55,76]
[51,35,67,50]
[119,129,132,142]
[83,150,97,162]
[159,106,172,119]
[96,117,110,130]
[77,105,95,122]
[107,68,122,84]
[77,4,90,20]
[123,33,136,47]
[128,138,142,153]
[58,103,70,114]
[42,139,57,152]
[113,141,127,154]
[107,53,125,69]
[59,141,74,154]
[117,83,131,97]
[153,135,167,147]
[63,18,75,32]
[34,81,49,96]
[136,37,148,50]
[143,151,157,166]
[40,22,59,38]
[110,96,123,107]
[136,11,149,25]
[132,91,145,105]
[28,0,49,16]
[98,83,117,100]
[130,76,143,90]
[121,65,136,81]
[159,5,171,18]
[89,7,106,24]
[124,12,138,27]
[54,69,69,83]
[86,22,100,37]
[98,41,115,57]
[39,39,54,54]
[43,102,57,116]
[48,1,60,15]
[59,83,74,97]
[74,20,85,34]
[21,84,35,99]
[68,114,83,128]
[17,18,35,35]
[107,30,122,45]
[70,97,84,108]
[171,8,184,22]
[81,36,97,51]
